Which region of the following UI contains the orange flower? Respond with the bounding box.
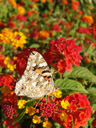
[39,30,49,40]
[49,0,53,3]
[9,0,17,8]
[71,1,80,11]
[61,0,68,5]
[82,15,93,24]
[41,0,46,3]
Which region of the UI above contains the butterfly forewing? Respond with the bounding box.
[15,51,55,99]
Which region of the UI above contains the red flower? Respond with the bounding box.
[63,93,92,128]
[44,49,54,65]
[30,29,39,39]
[92,120,96,128]
[16,15,27,22]
[53,93,92,128]
[89,22,96,39]
[37,97,59,121]
[78,10,83,15]
[42,13,48,18]
[7,21,15,28]
[2,102,18,119]
[44,37,82,74]
[27,10,33,16]
[0,22,5,28]
[77,27,90,35]
[1,119,20,128]
[0,74,15,89]
[1,93,18,105]
[0,54,5,68]
[51,24,61,32]
[71,1,80,11]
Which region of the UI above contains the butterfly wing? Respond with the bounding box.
[15,51,55,99]
[25,51,52,80]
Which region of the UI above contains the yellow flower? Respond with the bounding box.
[61,100,70,109]
[1,86,11,94]
[54,90,62,98]
[25,106,29,114]
[0,28,13,43]
[17,5,25,15]
[32,115,40,124]
[60,112,67,121]
[43,121,52,128]
[17,100,26,109]
[11,31,27,49]
[4,56,16,71]
[26,106,35,116]
[4,57,10,64]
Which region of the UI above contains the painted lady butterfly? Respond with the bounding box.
[15,51,56,99]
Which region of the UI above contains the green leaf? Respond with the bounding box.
[26,99,36,106]
[87,87,96,96]
[92,104,96,111]
[55,79,87,93]
[63,66,96,83]
[13,109,25,125]
[30,44,40,48]
[53,122,61,128]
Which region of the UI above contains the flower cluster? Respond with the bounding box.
[82,15,94,24]
[37,97,59,121]
[44,37,82,74]
[77,27,91,35]
[0,28,27,49]
[89,22,96,39]
[54,93,92,128]
[51,24,61,32]
[0,74,15,90]
[4,56,16,71]
[0,0,95,127]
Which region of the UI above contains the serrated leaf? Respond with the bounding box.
[13,109,25,125]
[87,87,96,96]
[63,66,96,83]
[55,79,87,93]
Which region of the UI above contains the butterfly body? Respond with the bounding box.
[15,51,55,99]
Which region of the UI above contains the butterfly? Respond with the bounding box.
[15,51,56,99]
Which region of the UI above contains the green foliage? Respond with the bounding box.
[63,66,96,83]
[55,79,87,93]
[13,109,25,125]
